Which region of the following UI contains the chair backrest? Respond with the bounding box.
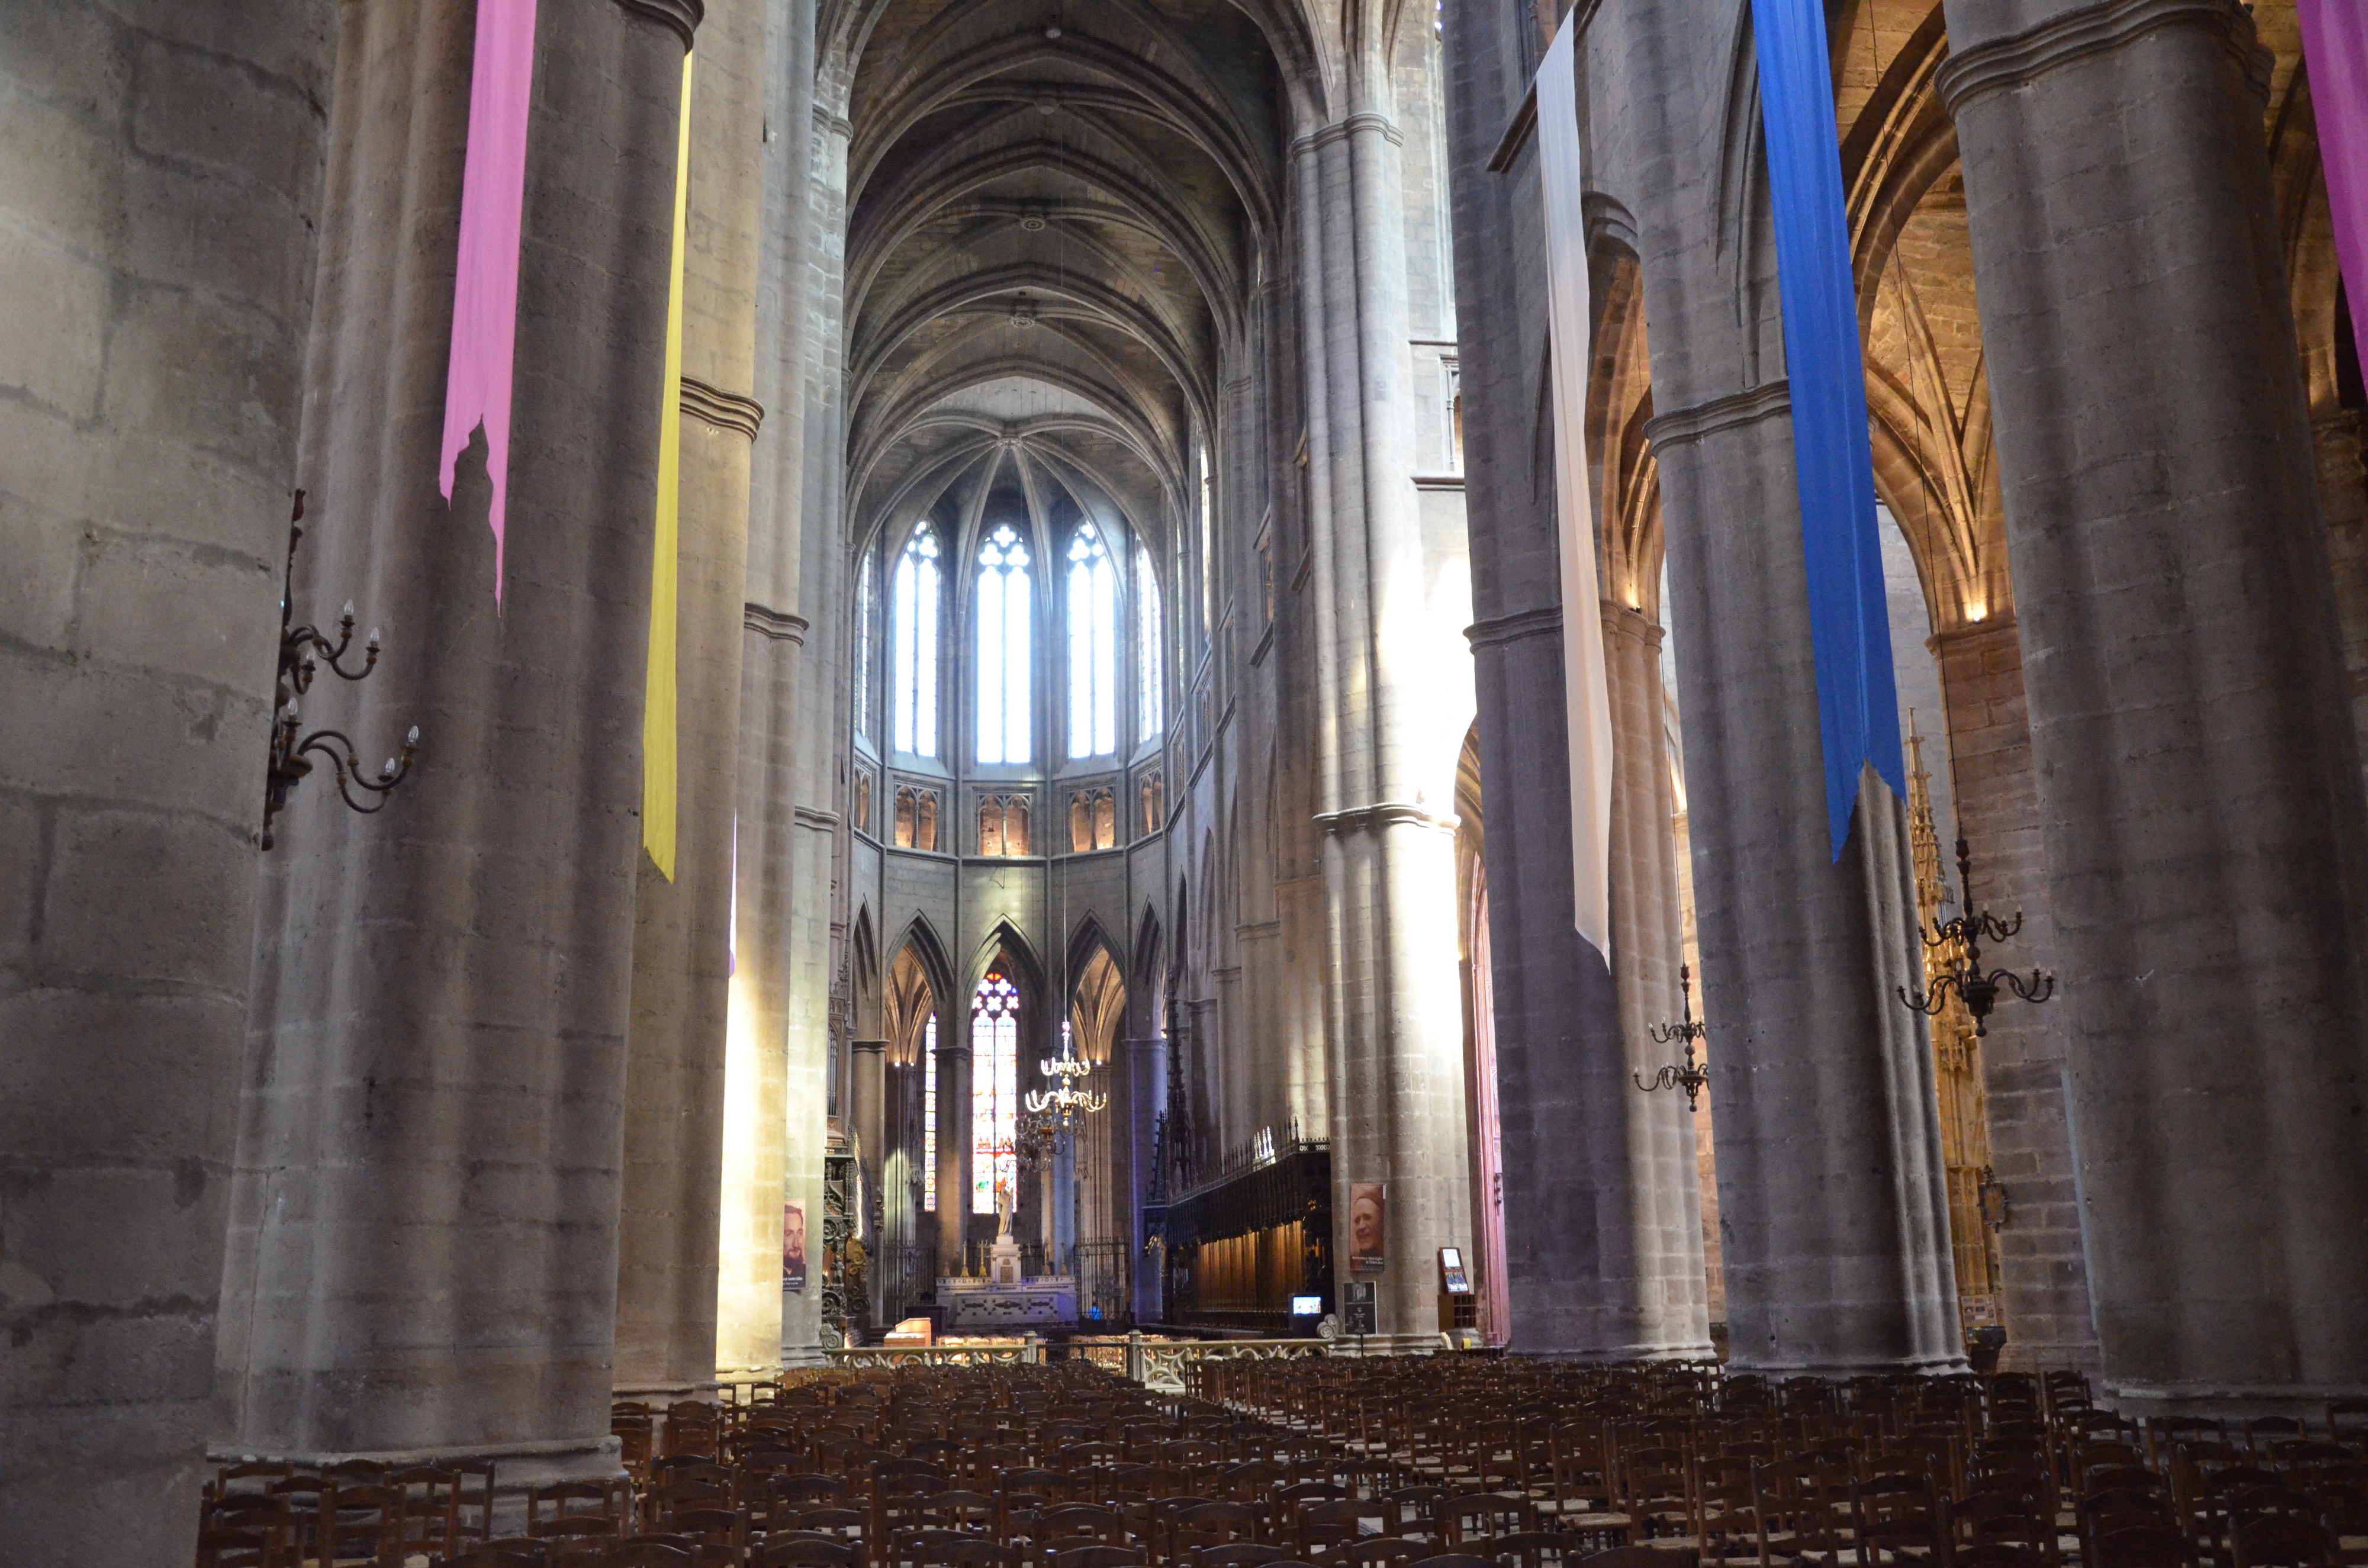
[1579,1549,1694,1568]
[2092,1524,2196,1568]
[1196,1545,1291,1568]
[1051,1546,1149,1568]
[1336,1538,1426,1568]
[2234,1517,2337,1568]
[754,1537,863,1567]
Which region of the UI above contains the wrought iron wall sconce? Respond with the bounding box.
[262,492,420,849]
[1898,837,2055,1037]
[1636,962,1711,1113]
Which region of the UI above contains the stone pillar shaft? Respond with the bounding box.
[1648,389,1962,1374]
[1944,0,2368,1405]
[1301,103,1475,1342]
[217,0,688,1474]
[0,6,330,1559]
[1928,619,2099,1372]
[617,1,762,1395]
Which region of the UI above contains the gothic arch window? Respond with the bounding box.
[1066,521,1119,758]
[853,548,878,741]
[1136,543,1164,739]
[971,968,1022,1214]
[892,523,941,758]
[976,521,1033,765]
[1140,770,1165,835]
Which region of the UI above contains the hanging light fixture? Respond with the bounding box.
[1027,1022,1107,1127]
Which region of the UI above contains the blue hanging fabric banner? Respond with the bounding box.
[1749,0,1906,858]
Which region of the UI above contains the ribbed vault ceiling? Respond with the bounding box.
[842,0,1295,556]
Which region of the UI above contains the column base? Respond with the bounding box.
[613,1381,719,1402]
[1729,1352,1974,1377]
[1522,1339,1722,1363]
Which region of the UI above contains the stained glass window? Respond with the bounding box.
[971,970,1021,1214]
[1067,523,1118,758]
[892,523,941,757]
[853,548,877,740]
[976,522,1032,765]
[1137,543,1164,739]
[923,1016,939,1212]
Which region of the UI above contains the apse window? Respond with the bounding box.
[892,523,941,758]
[923,1016,939,1212]
[1136,543,1164,739]
[852,548,878,741]
[1066,522,1119,758]
[972,970,1021,1213]
[976,521,1033,765]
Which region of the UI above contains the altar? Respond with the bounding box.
[939,1274,1079,1332]
[941,1190,1078,1332]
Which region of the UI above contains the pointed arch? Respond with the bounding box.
[887,914,959,1021]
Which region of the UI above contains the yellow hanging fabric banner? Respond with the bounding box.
[642,50,694,880]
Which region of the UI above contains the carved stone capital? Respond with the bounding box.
[614,0,702,50]
[1936,0,2269,116]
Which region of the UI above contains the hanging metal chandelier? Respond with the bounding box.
[1026,1028,1107,1126]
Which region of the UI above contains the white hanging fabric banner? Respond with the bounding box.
[1537,15,1616,962]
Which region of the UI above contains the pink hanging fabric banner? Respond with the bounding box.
[2301,0,2368,376]
[439,0,539,600]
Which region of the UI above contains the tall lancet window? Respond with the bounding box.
[1136,543,1164,739]
[971,970,1021,1214]
[892,523,941,758]
[1067,523,1119,758]
[852,549,878,741]
[975,521,1033,765]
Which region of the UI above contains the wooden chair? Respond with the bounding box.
[2234,1518,2338,1568]
[1053,1547,1150,1568]
[1469,1530,1575,1568]
[1195,1546,1294,1568]
[530,1481,631,1542]
[2090,1525,2197,1568]
[1333,1539,1427,1568]
[321,1482,407,1567]
[1436,1496,1532,1548]
[391,1464,464,1559]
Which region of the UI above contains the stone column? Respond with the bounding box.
[848,1036,886,1324]
[0,7,330,1560]
[216,0,696,1482]
[1647,386,1963,1374]
[1127,1035,1166,1322]
[1439,0,1712,1359]
[1603,604,1715,1349]
[1928,618,2099,1373]
[617,0,762,1397]
[1300,94,1476,1345]
[936,1040,973,1273]
[1941,0,2368,1409]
